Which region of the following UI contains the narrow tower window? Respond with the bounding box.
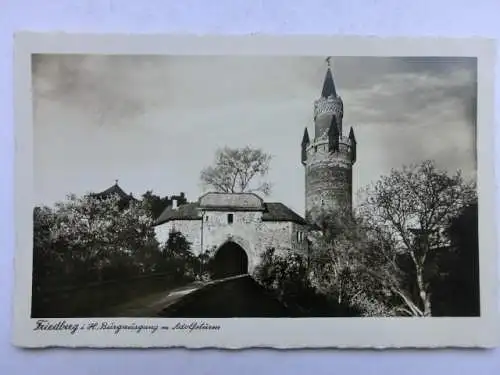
[297,231,303,243]
[227,213,234,224]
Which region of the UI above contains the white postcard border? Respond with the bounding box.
[12,33,499,348]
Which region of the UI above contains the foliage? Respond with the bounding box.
[308,217,399,317]
[255,248,310,300]
[196,246,218,281]
[32,192,205,317]
[254,248,361,316]
[33,192,199,292]
[141,191,172,219]
[33,206,59,288]
[142,191,188,219]
[157,230,200,282]
[255,160,478,317]
[200,146,273,196]
[32,159,479,318]
[431,200,480,316]
[33,193,160,288]
[355,160,477,316]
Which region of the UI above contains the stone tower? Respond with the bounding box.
[301,59,357,223]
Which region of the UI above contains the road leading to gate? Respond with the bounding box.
[159,274,295,318]
[107,275,297,318]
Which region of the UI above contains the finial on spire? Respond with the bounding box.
[115,179,119,185]
[326,56,331,68]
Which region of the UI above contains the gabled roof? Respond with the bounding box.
[261,202,307,225]
[154,201,308,226]
[198,192,264,211]
[155,202,201,225]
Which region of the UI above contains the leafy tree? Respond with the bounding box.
[304,200,405,317]
[254,248,314,310]
[431,200,480,316]
[33,193,160,286]
[142,191,171,219]
[141,191,187,219]
[253,161,477,317]
[33,206,59,289]
[196,246,217,281]
[357,160,476,316]
[200,146,273,196]
[254,248,360,316]
[159,230,199,281]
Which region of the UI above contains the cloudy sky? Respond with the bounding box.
[32,55,477,216]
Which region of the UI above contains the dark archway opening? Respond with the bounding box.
[212,241,248,280]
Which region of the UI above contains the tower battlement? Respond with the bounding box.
[307,135,353,152]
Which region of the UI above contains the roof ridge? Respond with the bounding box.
[155,198,308,226]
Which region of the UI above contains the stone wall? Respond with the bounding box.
[154,219,201,248]
[305,148,353,221]
[154,210,309,273]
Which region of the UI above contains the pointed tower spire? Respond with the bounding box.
[321,57,337,98]
[301,127,310,165]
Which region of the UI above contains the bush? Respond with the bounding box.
[158,230,200,283]
[254,248,361,317]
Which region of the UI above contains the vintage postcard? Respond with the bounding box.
[12,33,498,348]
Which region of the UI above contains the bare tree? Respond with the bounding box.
[200,146,273,196]
[357,160,476,316]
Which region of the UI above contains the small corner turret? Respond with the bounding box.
[301,127,310,165]
[348,126,357,164]
[327,116,339,153]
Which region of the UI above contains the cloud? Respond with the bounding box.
[32,55,477,215]
[334,56,477,191]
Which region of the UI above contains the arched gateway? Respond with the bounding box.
[212,241,249,279]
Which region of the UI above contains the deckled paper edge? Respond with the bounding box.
[11,33,499,349]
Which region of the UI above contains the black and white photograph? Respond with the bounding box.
[12,34,498,348]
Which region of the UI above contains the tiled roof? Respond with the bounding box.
[154,201,308,226]
[199,192,264,211]
[261,202,307,225]
[155,202,201,225]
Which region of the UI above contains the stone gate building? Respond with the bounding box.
[154,192,309,276]
[153,60,356,277]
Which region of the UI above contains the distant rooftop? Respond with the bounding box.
[92,180,136,201]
